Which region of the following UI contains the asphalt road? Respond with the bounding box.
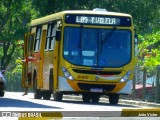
[0,92,159,120]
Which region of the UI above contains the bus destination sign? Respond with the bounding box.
[76,16,120,25]
[65,14,131,26]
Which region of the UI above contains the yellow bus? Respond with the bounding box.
[22,9,138,104]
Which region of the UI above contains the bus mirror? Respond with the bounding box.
[134,34,139,56]
[56,31,61,41]
[57,21,62,29]
[134,34,138,45]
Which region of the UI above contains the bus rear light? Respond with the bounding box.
[61,66,74,80]
[119,70,132,83]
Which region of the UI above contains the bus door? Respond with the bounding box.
[33,26,47,90]
[22,33,35,88]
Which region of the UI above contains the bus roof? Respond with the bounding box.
[30,10,132,26]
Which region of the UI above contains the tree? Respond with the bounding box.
[0,0,38,71]
[32,0,160,34]
[138,31,160,77]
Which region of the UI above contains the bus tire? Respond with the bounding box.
[49,69,53,91]
[53,92,63,101]
[0,91,4,97]
[33,71,42,99]
[34,90,42,99]
[82,93,90,103]
[108,93,119,105]
[43,91,51,100]
[91,94,100,103]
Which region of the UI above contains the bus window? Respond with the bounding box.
[49,24,56,50]
[34,26,42,52]
[64,27,131,67]
[100,30,131,67]
[45,22,56,51]
[28,35,34,53]
[45,23,52,50]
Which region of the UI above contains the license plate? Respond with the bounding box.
[90,88,103,93]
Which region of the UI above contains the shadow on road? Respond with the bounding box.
[0,97,62,109]
[61,99,139,108]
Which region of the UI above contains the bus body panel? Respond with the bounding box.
[118,80,132,94]
[43,51,54,90]
[58,76,74,91]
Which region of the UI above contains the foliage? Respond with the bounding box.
[12,41,24,73]
[0,0,39,72]
[32,0,160,33]
[138,31,160,76]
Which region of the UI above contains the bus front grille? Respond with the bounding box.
[72,69,121,75]
[77,83,116,92]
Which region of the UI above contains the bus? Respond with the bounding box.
[22,9,138,104]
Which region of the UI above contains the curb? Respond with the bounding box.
[63,95,160,107]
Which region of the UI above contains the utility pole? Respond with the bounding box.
[132,67,137,100]
[142,66,146,101]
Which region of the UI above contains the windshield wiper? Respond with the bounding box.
[101,27,117,45]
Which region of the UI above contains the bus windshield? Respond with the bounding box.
[63,27,131,67]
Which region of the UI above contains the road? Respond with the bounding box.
[0,92,159,120]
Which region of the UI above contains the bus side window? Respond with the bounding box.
[45,22,56,51]
[28,35,34,55]
[49,24,56,50]
[45,23,52,51]
[34,26,42,52]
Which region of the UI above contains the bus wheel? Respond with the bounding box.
[0,91,5,97]
[33,72,42,99]
[34,90,42,99]
[108,93,119,105]
[49,70,53,91]
[43,91,51,100]
[91,94,100,103]
[82,93,90,103]
[53,92,63,101]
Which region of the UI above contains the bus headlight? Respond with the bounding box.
[119,70,132,82]
[61,66,74,80]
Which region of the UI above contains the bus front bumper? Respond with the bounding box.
[58,76,132,95]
